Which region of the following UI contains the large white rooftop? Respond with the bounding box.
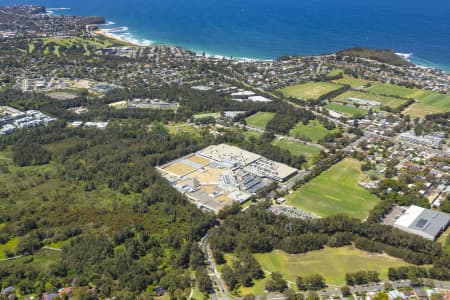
[395,205,424,228]
[394,205,450,240]
[198,144,261,167]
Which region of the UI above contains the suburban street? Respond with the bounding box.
[199,233,229,300]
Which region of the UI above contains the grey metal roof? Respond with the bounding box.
[406,208,450,240]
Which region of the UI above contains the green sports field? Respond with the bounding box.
[272,138,321,166]
[369,81,450,115]
[403,92,450,117]
[193,112,221,119]
[367,83,430,99]
[245,112,275,129]
[332,77,369,88]
[325,103,369,117]
[254,246,411,286]
[289,120,339,143]
[279,82,342,100]
[332,90,408,110]
[286,158,380,219]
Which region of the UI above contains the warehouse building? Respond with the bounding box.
[393,205,450,240]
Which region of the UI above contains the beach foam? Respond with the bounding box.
[410,56,450,72]
[7,0,449,71]
[47,7,71,10]
[46,7,71,15]
[395,52,413,61]
[394,51,450,71]
[99,26,154,47]
[109,26,129,33]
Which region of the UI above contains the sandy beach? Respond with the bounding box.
[93,28,142,46]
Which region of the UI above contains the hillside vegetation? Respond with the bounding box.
[337,48,412,66]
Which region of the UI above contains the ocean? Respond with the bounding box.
[3,0,450,71]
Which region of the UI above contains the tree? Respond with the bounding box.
[306,291,320,300]
[221,265,237,290]
[265,272,287,292]
[243,294,256,300]
[346,273,355,286]
[212,249,225,265]
[304,274,326,291]
[372,292,388,300]
[296,276,307,291]
[353,271,368,285]
[16,233,42,255]
[190,245,205,270]
[196,268,212,294]
[341,286,351,297]
[13,140,51,166]
[367,271,380,283]
[285,289,304,300]
[430,294,444,300]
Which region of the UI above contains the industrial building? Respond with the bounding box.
[128,98,179,110]
[157,144,298,213]
[346,97,381,107]
[399,130,443,149]
[392,205,450,240]
[0,106,56,135]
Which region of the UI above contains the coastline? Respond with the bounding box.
[93,26,449,71]
[44,6,450,71]
[89,23,448,72]
[93,26,263,62]
[93,28,143,47]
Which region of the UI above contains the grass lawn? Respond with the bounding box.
[28,36,131,57]
[403,92,450,117]
[367,83,430,99]
[245,112,275,129]
[289,120,339,143]
[108,100,128,109]
[272,138,321,166]
[286,158,380,219]
[0,148,12,161]
[54,45,61,57]
[254,246,411,286]
[332,77,370,88]
[437,227,450,256]
[241,200,254,210]
[279,82,342,100]
[0,237,19,259]
[222,254,272,296]
[238,273,270,296]
[325,103,369,117]
[47,238,73,249]
[166,123,201,138]
[193,112,221,119]
[191,283,205,300]
[28,42,35,53]
[332,90,408,110]
[326,69,343,78]
[243,130,262,142]
[0,248,61,269]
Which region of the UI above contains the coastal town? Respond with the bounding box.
[0,5,449,300]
